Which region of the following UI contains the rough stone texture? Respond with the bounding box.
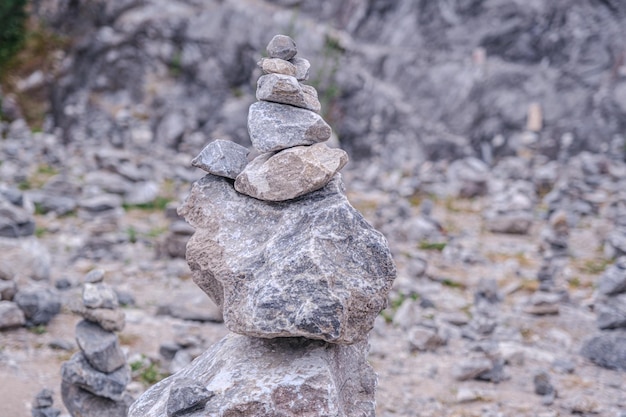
[71,303,126,332]
[248,101,332,153]
[75,320,126,373]
[234,144,348,201]
[166,378,214,417]
[129,334,376,417]
[84,269,105,283]
[266,34,297,60]
[179,174,396,343]
[597,257,626,296]
[258,58,297,77]
[0,198,35,238]
[61,352,131,401]
[62,381,133,417]
[289,57,310,81]
[82,282,119,310]
[33,388,55,408]
[14,287,61,326]
[0,300,26,329]
[580,331,626,371]
[256,74,321,113]
[595,293,626,330]
[0,279,17,300]
[191,140,250,180]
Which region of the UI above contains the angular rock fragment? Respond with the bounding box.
[129,334,376,417]
[0,197,35,238]
[580,331,626,371]
[256,74,321,113]
[191,139,250,180]
[597,257,626,296]
[289,57,310,81]
[248,101,332,153]
[234,143,348,201]
[257,57,297,77]
[595,293,626,330]
[180,175,395,343]
[61,352,131,401]
[266,34,297,60]
[14,287,61,326]
[83,282,119,310]
[71,303,126,332]
[0,300,26,329]
[62,381,134,417]
[166,378,214,417]
[75,320,126,373]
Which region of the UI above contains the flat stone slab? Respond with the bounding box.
[257,58,297,77]
[179,174,396,343]
[248,101,332,153]
[129,333,376,417]
[256,74,321,113]
[191,140,249,180]
[234,143,348,202]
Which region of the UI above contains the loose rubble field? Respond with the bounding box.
[1,141,625,416]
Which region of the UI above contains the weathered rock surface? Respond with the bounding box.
[0,198,35,238]
[289,57,310,81]
[266,34,297,60]
[256,74,321,113]
[191,140,250,180]
[70,303,126,332]
[581,331,626,371]
[180,174,396,343]
[82,282,119,310]
[0,300,26,329]
[248,101,332,153]
[234,144,348,201]
[61,381,134,417]
[257,57,297,77]
[61,352,131,401]
[14,287,61,326]
[597,257,626,296]
[75,320,126,373]
[129,333,376,417]
[165,378,214,417]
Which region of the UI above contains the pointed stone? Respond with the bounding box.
[248,101,332,153]
[266,34,297,60]
[75,320,126,373]
[256,74,321,113]
[257,58,297,77]
[289,57,310,81]
[191,140,250,180]
[234,143,348,202]
[129,334,376,417]
[178,175,396,343]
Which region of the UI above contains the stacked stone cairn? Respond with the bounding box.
[129,35,396,417]
[61,269,134,416]
[581,256,626,371]
[31,389,61,417]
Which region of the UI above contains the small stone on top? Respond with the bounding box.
[267,35,297,61]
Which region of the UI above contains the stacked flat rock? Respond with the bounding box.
[130,35,396,417]
[62,270,133,417]
[536,210,570,292]
[31,389,60,417]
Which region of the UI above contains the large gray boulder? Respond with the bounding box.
[248,101,332,153]
[179,174,396,344]
[129,333,376,417]
[234,144,348,202]
[14,287,61,326]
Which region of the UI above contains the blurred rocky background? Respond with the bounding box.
[1,0,625,416]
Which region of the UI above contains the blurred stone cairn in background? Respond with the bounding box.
[61,269,134,416]
[129,35,396,416]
